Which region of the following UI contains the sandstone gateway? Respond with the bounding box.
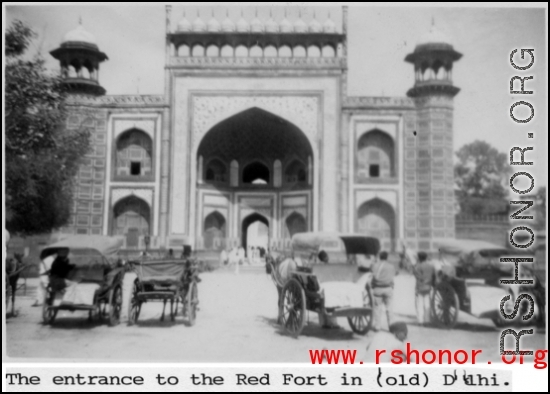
[51,6,461,254]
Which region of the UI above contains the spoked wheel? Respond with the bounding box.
[348,289,374,335]
[348,312,372,335]
[280,278,306,338]
[431,281,459,328]
[127,281,141,326]
[184,281,198,326]
[108,285,123,327]
[42,290,57,325]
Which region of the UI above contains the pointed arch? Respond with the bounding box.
[241,213,269,251]
[115,128,154,179]
[112,196,151,247]
[243,161,270,185]
[285,159,307,184]
[285,212,307,238]
[356,128,395,181]
[356,198,396,252]
[203,211,226,250]
[204,158,227,183]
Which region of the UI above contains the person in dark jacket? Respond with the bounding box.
[413,251,435,326]
[49,251,75,291]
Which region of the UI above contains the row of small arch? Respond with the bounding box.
[175,43,338,58]
[415,67,452,82]
[63,65,98,80]
[200,157,310,185]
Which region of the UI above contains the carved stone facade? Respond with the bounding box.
[56,6,461,252]
[192,95,319,147]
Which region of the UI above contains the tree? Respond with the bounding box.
[454,140,511,216]
[5,20,91,235]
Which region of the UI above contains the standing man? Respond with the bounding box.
[34,253,56,306]
[413,251,435,326]
[371,251,395,332]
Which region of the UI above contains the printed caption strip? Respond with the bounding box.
[5,367,512,392]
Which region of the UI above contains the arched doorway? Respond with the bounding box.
[203,211,226,250]
[285,212,307,238]
[356,199,396,252]
[357,129,395,181]
[243,161,270,185]
[115,128,153,179]
[242,213,269,255]
[196,107,313,250]
[112,196,151,248]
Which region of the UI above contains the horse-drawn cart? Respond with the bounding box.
[40,235,125,326]
[127,258,199,326]
[268,232,380,338]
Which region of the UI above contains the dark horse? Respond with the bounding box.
[5,253,26,317]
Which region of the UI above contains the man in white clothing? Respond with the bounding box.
[34,253,56,306]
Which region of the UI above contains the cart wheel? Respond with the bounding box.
[185,281,198,326]
[348,313,372,335]
[127,281,141,326]
[128,299,141,326]
[431,281,459,328]
[108,285,123,327]
[280,278,306,338]
[348,289,374,335]
[42,291,57,325]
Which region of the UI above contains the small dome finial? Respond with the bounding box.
[294,8,307,33]
[323,10,336,33]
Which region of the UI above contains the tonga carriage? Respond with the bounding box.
[127,258,199,326]
[40,235,125,326]
[268,232,380,338]
[430,239,543,328]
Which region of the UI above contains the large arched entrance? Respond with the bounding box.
[241,213,269,254]
[196,107,313,251]
[356,198,396,252]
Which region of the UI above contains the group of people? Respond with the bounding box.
[370,249,436,332]
[219,246,268,267]
[363,250,436,361]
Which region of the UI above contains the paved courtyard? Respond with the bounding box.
[5,269,546,364]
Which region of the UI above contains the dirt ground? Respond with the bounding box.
[4,269,546,364]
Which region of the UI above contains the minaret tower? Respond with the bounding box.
[404,21,462,249]
[50,20,108,96]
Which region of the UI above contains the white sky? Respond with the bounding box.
[5,3,548,189]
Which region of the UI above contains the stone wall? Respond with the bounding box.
[59,105,109,236]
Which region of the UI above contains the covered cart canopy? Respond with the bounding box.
[39,235,123,283]
[40,235,123,260]
[432,238,531,277]
[291,232,380,256]
[133,259,187,285]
